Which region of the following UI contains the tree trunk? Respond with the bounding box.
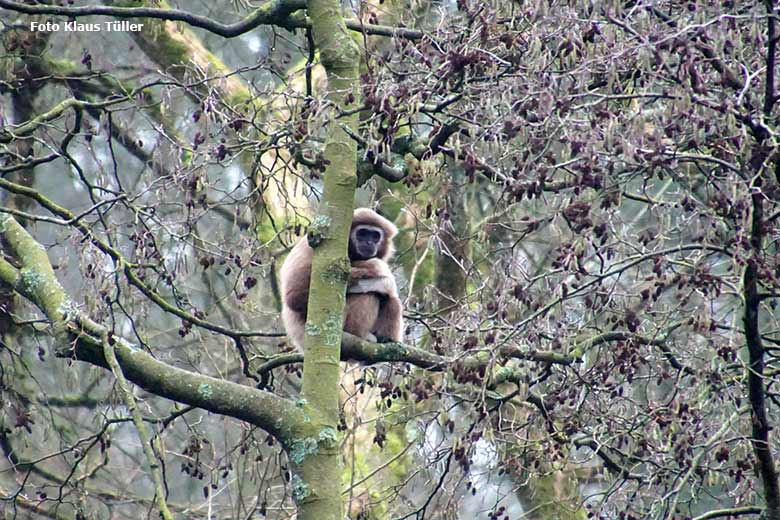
[293,1,360,519]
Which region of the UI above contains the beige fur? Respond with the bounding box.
[280,208,404,350]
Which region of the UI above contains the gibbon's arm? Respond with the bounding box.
[347,259,397,296]
[349,258,392,279]
[373,296,403,341]
[281,241,312,314]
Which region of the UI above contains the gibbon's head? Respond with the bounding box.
[349,208,398,262]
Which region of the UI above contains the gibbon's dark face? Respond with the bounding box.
[349,225,384,261]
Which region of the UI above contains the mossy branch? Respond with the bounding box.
[0,215,309,446]
[0,98,84,144]
[0,97,130,144]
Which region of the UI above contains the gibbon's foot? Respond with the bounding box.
[374,335,397,343]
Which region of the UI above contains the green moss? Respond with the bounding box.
[320,264,349,285]
[289,437,318,464]
[291,405,311,424]
[323,311,341,332]
[254,216,277,244]
[145,26,189,64]
[323,332,340,347]
[307,214,332,247]
[197,383,213,399]
[492,366,517,386]
[19,269,45,294]
[293,399,312,422]
[290,474,310,503]
[336,257,351,272]
[322,312,342,347]
[45,58,78,75]
[56,299,79,321]
[311,214,332,228]
[379,342,408,360]
[305,323,321,336]
[318,426,338,448]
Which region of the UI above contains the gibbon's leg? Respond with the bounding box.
[372,296,403,342]
[348,259,402,342]
[282,307,306,350]
[343,293,380,342]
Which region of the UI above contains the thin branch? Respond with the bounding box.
[100,330,173,520]
[0,97,119,143]
[571,436,644,480]
[255,329,681,377]
[342,125,407,182]
[0,177,282,339]
[691,506,763,520]
[0,215,307,444]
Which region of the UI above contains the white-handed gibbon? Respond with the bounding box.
[280,208,404,349]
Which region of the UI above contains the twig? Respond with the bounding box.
[100,330,173,520]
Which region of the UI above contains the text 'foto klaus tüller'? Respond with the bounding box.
[30,21,144,32]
